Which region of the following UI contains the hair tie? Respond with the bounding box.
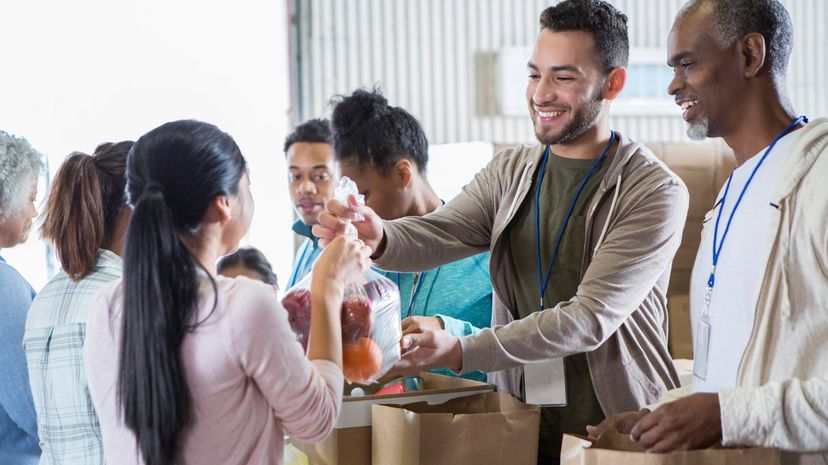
[144,181,166,197]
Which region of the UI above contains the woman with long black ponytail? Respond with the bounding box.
[85,120,370,465]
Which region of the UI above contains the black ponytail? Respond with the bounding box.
[119,120,246,465]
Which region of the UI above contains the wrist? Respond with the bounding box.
[712,393,723,439]
[311,280,344,310]
[449,336,463,372]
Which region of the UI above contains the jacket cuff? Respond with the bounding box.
[645,385,692,411]
[719,386,769,447]
[372,221,400,268]
[458,329,496,374]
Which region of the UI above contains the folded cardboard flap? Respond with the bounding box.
[561,431,782,465]
[337,372,494,429]
[389,389,536,415]
[344,371,489,401]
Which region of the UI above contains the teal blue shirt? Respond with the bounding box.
[381,253,492,381]
[287,220,323,289]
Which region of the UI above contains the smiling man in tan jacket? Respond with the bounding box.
[314,1,689,463]
[592,1,828,464]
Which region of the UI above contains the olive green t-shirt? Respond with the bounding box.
[506,150,610,463]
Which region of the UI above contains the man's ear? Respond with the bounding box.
[207,195,233,225]
[603,67,627,100]
[741,32,767,78]
[394,159,414,188]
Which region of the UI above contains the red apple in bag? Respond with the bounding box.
[363,279,387,302]
[282,289,312,351]
[341,294,374,343]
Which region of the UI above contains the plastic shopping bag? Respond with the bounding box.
[282,177,402,384]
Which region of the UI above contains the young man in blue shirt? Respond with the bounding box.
[284,119,338,288]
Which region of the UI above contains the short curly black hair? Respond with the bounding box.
[539,0,629,72]
[283,118,332,154]
[329,88,429,174]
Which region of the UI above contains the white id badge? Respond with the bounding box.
[524,358,567,406]
[693,319,712,380]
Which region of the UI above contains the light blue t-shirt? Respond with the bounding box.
[0,255,41,465]
[381,253,492,381]
[287,220,323,289]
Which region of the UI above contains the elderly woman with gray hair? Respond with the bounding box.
[0,129,43,465]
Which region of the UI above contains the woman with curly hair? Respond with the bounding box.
[0,129,44,465]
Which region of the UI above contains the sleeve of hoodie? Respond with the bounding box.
[718,129,828,454]
[719,377,828,452]
[373,148,515,272]
[458,161,689,373]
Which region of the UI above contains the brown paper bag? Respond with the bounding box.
[560,431,781,465]
[372,392,540,465]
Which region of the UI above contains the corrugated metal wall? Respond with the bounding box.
[290,0,828,144]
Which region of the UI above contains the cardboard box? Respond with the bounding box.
[372,392,540,465]
[668,294,693,359]
[294,373,494,465]
[561,431,781,465]
[668,268,692,296]
[647,140,734,300]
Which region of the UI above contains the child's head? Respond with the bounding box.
[218,247,278,289]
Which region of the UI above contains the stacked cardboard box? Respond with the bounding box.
[648,140,736,359]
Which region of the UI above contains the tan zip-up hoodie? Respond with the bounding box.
[375,133,688,415]
[710,118,828,465]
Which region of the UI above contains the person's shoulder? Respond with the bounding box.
[212,275,285,342]
[620,138,688,193]
[216,275,279,316]
[28,270,73,314]
[0,258,28,285]
[0,258,35,302]
[83,278,125,339]
[491,143,543,169]
[796,117,828,157]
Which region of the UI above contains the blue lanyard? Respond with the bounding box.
[708,116,808,290]
[393,269,439,318]
[535,131,616,311]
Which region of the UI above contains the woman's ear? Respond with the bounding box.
[208,195,233,225]
[603,67,627,100]
[395,159,414,189]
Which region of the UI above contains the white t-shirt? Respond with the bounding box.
[689,131,796,393]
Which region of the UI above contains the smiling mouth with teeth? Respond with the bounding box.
[679,100,697,111]
[535,108,565,118]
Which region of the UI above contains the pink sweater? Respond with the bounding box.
[84,275,343,465]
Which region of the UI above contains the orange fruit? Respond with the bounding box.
[343,337,382,383]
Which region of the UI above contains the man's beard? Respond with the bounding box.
[534,93,603,146]
[686,114,710,140]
